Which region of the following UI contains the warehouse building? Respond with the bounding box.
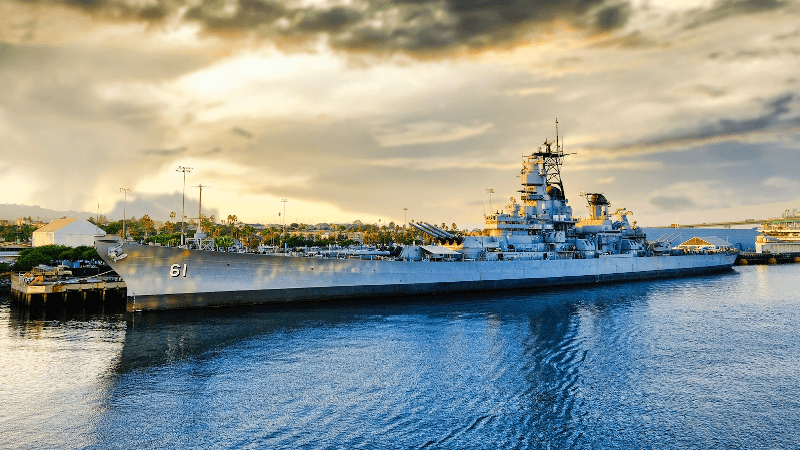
[31,218,105,247]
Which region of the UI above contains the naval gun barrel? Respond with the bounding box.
[416,222,450,239]
[422,222,455,239]
[416,222,447,238]
[410,222,450,239]
[409,222,437,238]
[410,222,462,244]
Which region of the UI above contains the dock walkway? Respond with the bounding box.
[10,274,126,306]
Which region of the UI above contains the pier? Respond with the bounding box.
[736,252,800,265]
[9,274,126,307]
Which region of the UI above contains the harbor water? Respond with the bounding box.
[1,265,799,449]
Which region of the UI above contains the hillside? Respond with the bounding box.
[0,203,96,222]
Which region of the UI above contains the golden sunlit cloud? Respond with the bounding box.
[2,0,800,227]
[373,121,494,147]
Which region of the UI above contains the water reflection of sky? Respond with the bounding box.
[1,265,799,449]
[0,304,126,449]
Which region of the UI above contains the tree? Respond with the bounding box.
[104,220,123,236]
[139,214,156,237]
[241,224,255,249]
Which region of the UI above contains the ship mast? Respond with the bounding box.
[536,119,567,199]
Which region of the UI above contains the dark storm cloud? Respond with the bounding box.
[14,0,633,52]
[17,0,163,22]
[139,146,187,156]
[594,4,629,30]
[772,28,800,41]
[688,93,798,139]
[685,0,789,29]
[627,93,800,149]
[706,46,800,62]
[297,7,362,32]
[184,0,287,31]
[337,0,630,51]
[231,127,254,139]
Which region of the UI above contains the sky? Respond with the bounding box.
[1,0,799,229]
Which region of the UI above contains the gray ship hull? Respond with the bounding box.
[96,239,738,312]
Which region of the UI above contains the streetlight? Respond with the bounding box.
[281,199,289,248]
[193,184,208,230]
[176,166,192,246]
[119,188,131,240]
[404,207,408,227]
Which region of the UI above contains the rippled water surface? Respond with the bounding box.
[2,265,800,449]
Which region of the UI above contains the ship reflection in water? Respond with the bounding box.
[2,265,799,449]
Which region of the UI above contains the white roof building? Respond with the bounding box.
[31,218,105,248]
[676,236,733,250]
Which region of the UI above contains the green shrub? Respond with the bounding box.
[14,245,100,271]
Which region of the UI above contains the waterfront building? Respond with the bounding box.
[31,218,105,247]
[0,242,30,264]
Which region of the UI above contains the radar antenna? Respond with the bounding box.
[555,118,559,152]
[533,119,570,199]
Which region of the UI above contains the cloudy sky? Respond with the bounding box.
[1,0,799,229]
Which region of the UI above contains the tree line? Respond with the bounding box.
[0,220,38,242]
[87,215,463,249]
[9,245,99,272]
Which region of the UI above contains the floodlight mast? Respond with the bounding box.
[281,199,288,249]
[119,188,131,240]
[193,184,208,229]
[176,166,192,246]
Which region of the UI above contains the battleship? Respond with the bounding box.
[96,130,738,311]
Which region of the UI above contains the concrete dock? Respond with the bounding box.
[10,274,126,307]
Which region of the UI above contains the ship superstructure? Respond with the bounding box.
[412,138,648,262]
[756,217,800,253]
[96,124,738,311]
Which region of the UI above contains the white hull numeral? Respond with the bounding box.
[170,264,188,277]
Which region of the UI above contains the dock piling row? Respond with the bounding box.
[9,275,126,308]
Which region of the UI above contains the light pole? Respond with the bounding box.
[119,188,131,240]
[176,166,192,246]
[281,198,287,249]
[193,184,208,231]
[404,207,408,227]
[486,188,494,214]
